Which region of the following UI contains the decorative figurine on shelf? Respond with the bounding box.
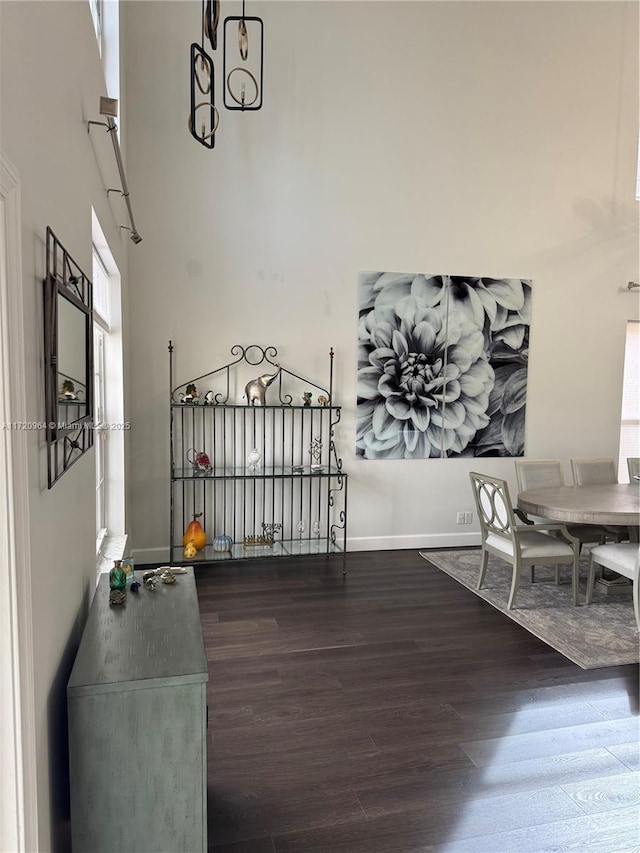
[183,540,198,560]
[213,534,233,552]
[244,365,280,406]
[109,560,127,605]
[317,395,329,407]
[183,512,207,553]
[247,447,261,472]
[203,390,215,405]
[60,379,78,400]
[160,569,176,584]
[142,570,159,590]
[186,448,212,473]
[179,383,200,403]
[243,535,273,547]
[302,392,312,407]
[121,556,135,584]
[243,522,282,548]
[309,436,323,471]
[262,522,282,542]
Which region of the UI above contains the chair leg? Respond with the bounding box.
[554,565,560,585]
[571,553,579,606]
[586,556,598,604]
[478,548,489,589]
[477,548,489,589]
[507,561,522,610]
[530,565,536,583]
[633,580,640,632]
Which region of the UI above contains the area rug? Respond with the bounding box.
[419,548,639,670]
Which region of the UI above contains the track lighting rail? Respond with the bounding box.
[88,97,142,245]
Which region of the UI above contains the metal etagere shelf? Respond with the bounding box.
[169,342,348,568]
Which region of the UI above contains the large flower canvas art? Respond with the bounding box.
[357,272,531,459]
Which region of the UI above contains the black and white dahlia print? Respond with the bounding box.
[357,272,531,459]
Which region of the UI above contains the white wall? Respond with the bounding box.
[0,2,129,849]
[124,0,638,562]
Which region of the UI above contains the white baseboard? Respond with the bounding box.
[130,547,170,566]
[133,534,480,564]
[347,532,482,551]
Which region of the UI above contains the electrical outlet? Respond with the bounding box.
[464,511,473,524]
[456,512,465,524]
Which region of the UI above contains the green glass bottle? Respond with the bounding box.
[109,560,127,604]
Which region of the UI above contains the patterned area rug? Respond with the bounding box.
[419,548,639,670]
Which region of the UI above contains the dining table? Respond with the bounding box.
[517,483,640,594]
[517,483,640,529]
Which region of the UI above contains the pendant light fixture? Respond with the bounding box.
[204,0,220,51]
[189,0,263,148]
[223,0,263,111]
[189,0,219,148]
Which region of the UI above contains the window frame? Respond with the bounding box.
[617,320,640,483]
[89,0,103,57]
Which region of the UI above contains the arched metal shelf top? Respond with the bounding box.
[169,342,333,406]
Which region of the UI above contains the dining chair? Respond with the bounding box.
[625,459,640,542]
[571,457,629,542]
[514,459,608,568]
[571,458,617,485]
[627,457,640,483]
[469,472,581,609]
[585,544,640,631]
[515,459,567,493]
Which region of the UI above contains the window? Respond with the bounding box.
[89,0,120,108]
[618,321,640,483]
[89,0,103,56]
[93,248,110,552]
[92,212,125,570]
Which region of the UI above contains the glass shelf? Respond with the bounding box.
[172,465,344,480]
[172,539,345,563]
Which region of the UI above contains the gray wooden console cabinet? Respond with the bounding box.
[67,569,208,852]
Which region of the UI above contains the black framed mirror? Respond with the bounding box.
[44,227,94,488]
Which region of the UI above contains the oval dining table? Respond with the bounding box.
[517,483,640,535]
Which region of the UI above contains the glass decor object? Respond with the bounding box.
[121,557,135,585]
[109,560,127,605]
[213,534,233,552]
[187,448,213,473]
[247,448,261,471]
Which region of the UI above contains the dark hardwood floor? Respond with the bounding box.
[196,549,640,852]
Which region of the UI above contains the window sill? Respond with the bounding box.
[96,533,128,579]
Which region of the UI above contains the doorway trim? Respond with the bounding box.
[0,151,38,852]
